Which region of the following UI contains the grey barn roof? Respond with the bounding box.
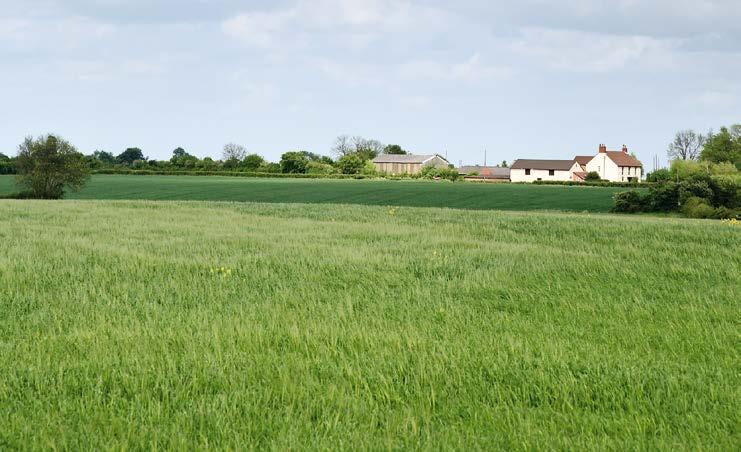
[511,159,577,171]
[372,154,445,164]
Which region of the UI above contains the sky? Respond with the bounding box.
[1,0,739,168]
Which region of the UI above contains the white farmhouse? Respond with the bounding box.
[577,144,643,182]
[510,159,583,183]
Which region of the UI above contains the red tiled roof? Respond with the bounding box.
[606,151,642,167]
[573,171,587,181]
[574,156,593,166]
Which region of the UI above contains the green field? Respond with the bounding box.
[1,200,738,449]
[0,174,632,212]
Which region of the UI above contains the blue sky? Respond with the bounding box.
[1,0,739,167]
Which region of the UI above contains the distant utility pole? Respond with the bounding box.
[484,149,487,167]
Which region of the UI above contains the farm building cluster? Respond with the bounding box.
[372,144,643,183]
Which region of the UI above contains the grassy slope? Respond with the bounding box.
[0,174,632,212]
[0,200,738,450]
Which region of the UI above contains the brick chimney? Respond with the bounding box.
[598,144,607,154]
[622,144,628,154]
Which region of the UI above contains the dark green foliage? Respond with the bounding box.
[117,148,146,166]
[701,126,741,168]
[611,190,647,213]
[14,135,90,199]
[708,176,739,209]
[646,168,671,183]
[383,144,406,155]
[0,155,16,174]
[532,180,644,187]
[336,153,366,174]
[280,152,310,174]
[170,148,199,169]
[647,182,679,211]
[242,154,265,171]
[677,177,713,205]
[584,171,601,181]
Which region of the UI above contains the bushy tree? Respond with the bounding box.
[646,168,671,183]
[117,148,145,166]
[15,135,89,199]
[612,191,647,213]
[701,126,741,168]
[383,144,406,155]
[280,151,309,174]
[242,154,265,171]
[584,171,601,181]
[336,153,366,174]
[170,147,199,168]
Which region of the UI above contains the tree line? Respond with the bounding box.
[0,135,410,178]
[0,134,420,199]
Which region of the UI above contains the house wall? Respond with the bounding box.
[510,164,580,183]
[585,155,642,182]
[426,156,450,170]
[374,162,423,175]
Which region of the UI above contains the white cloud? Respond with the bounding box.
[510,27,679,73]
[221,0,452,49]
[400,53,511,81]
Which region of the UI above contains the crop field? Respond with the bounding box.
[0,174,632,212]
[1,199,738,450]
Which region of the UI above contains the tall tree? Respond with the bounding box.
[332,135,353,156]
[92,150,116,165]
[667,129,706,161]
[15,135,89,199]
[242,154,265,171]
[701,126,741,168]
[117,148,145,165]
[222,143,247,162]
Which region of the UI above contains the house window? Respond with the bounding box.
[549,170,555,176]
[525,169,531,175]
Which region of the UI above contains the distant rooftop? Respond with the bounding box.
[511,159,577,171]
[372,154,447,164]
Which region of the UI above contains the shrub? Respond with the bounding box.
[710,206,738,220]
[646,168,671,183]
[584,171,601,181]
[612,191,647,213]
[306,161,337,175]
[678,178,714,206]
[709,176,739,209]
[420,165,460,181]
[647,182,679,211]
[682,197,715,219]
[336,154,366,175]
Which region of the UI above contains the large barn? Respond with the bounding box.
[372,154,450,175]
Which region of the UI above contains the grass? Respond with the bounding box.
[0,200,738,450]
[0,174,635,212]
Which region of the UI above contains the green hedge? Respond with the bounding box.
[92,169,374,179]
[531,180,651,188]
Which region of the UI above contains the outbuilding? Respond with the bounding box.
[510,159,582,182]
[372,154,450,175]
